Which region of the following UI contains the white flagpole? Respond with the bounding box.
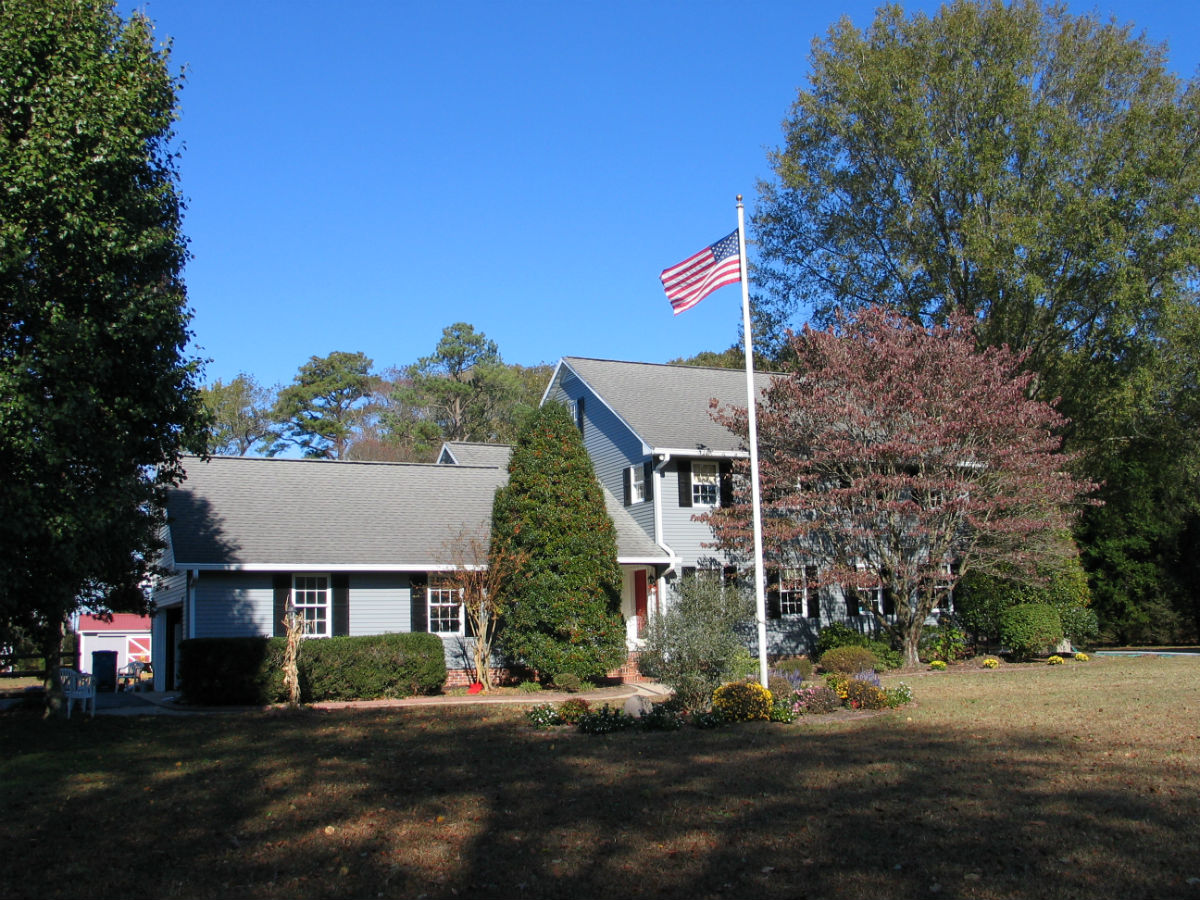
[735,195,770,688]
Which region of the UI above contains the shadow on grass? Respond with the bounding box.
[1,695,1197,899]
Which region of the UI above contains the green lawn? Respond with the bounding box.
[2,656,1198,899]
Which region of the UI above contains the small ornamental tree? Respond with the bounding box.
[439,525,528,691]
[639,573,754,711]
[707,306,1096,667]
[491,402,626,681]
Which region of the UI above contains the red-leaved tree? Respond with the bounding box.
[706,306,1096,666]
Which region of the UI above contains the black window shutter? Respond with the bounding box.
[719,460,733,507]
[805,565,820,619]
[623,466,632,506]
[677,459,692,508]
[273,574,290,637]
[643,460,654,501]
[882,586,896,617]
[766,569,781,619]
[410,573,428,632]
[332,573,350,636]
[576,396,585,436]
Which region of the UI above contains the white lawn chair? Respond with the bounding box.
[60,667,96,718]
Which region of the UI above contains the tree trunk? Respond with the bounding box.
[471,610,493,691]
[41,621,66,719]
[900,626,922,668]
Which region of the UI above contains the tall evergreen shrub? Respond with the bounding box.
[491,402,626,680]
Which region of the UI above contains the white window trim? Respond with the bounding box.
[428,583,464,635]
[293,573,331,638]
[629,464,647,504]
[691,460,719,507]
[778,567,809,618]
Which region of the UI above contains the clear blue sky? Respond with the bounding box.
[128,1,1199,391]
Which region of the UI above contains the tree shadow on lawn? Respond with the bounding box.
[1,706,1196,900]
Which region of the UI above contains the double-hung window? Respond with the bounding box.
[779,565,819,618]
[428,582,464,635]
[628,464,647,504]
[293,574,331,637]
[691,460,719,506]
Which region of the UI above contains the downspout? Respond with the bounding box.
[187,569,199,639]
[653,452,679,615]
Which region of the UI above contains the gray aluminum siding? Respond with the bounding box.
[550,372,656,541]
[660,459,729,567]
[348,573,411,636]
[191,572,413,639]
[194,573,275,638]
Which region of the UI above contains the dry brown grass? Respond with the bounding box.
[2,655,1198,899]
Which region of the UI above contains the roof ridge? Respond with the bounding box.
[179,454,482,471]
[561,355,747,374]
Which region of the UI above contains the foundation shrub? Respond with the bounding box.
[179,633,446,705]
[999,603,1064,660]
[819,644,879,674]
[179,637,278,705]
[639,574,754,711]
[299,633,446,700]
[814,624,902,669]
[551,673,582,693]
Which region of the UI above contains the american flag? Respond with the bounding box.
[660,229,742,314]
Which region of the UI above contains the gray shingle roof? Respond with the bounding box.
[558,357,776,454]
[437,442,513,468]
[166,453,669,570]
[166,456,507,570]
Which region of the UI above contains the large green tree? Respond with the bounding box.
[755,0,1200,640]
[384,323,544,459]
[0,0,206,694]
[490,402,626,680]
[200,373,275,455]
[270,351,376,459]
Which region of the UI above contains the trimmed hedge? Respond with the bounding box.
[179,633,447,705]
[999,603,1064,661]
[819,644,879,674]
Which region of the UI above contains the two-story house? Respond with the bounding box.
[542,357,833,655]
[149,356,890,690]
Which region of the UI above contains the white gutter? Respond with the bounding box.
[187,569,199,639]
[654,447,747,459]
[652,452,680,578]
